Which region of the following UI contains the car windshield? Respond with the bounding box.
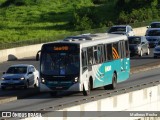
[151,23,160,28]
[146,30,160,36]
[41,52,80,76]
[128,37,141,44]
[108,27,126,33]
[6,66,27,74]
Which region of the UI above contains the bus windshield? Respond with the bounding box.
[41,52,80,76]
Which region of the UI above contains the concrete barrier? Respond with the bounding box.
[0,44,43,63]
[22,84,160,120]
[0,27,147,63]
[133,26,147,36]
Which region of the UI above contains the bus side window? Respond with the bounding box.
[120,41,127,58]
[82,50,87,72]
[87,47,93,65]
[93,46,98,64]
[125,40,129,57]
[94,50,98,64]
[107,44,113,60]
[98,46,104,63]
[112,42,119,60]
[104,45,107,62]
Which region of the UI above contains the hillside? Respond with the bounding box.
[0,0,160,44]
[0,0,92,43]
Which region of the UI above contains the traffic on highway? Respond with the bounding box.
[0,24,160,119]
[1,23,160,96]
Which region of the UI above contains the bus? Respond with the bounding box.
[37,33,130,96]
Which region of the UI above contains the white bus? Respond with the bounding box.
[37,33,130,96]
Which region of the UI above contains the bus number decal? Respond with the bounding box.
[105,66,111,72]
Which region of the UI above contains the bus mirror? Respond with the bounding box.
[36,50,41,61]
[36,53,39,61]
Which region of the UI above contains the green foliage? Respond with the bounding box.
[115,0,160,24]
[72,12,93,30]
[92,0,107,4]
[117,11,128,24]
[1,0,37,6]
[0,0,160,45]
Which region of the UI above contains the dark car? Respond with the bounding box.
[145,28,160,48]
[147,22,160,28]
[128,36,150,57]
[108,25,135,36]
[153,41,160,58]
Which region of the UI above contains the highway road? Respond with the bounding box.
[0,48,159,120]
[0,48,160,97]
[0,49,160,105]
[0,64,160,112]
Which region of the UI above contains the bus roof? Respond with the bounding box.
[43,33,128,47]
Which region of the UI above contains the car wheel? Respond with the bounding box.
[24,81,29,89]
[139,50,143,57]
[146,48,150,55]
[34,78,39,88]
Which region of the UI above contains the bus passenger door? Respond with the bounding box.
[81,49,89,91]
[119,41,127,80]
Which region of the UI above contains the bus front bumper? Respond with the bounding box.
[39,82,81,92]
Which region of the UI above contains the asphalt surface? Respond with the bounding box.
[0,48,160,103]
[0,66,160,112]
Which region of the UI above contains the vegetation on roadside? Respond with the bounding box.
[0,0,160,46]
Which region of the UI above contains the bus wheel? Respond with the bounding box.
[104,73,117,90]
[111,73,117,89]
[83,82,90,96]
[50,91,57,97]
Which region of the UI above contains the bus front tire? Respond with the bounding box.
[83,82,90,96]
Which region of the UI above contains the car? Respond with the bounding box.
[128,36,150,57]
[153,41,160,58]
[107,25,135,36]
[145,28,160,48]
[1,64,39,90]
[147,22,160,28]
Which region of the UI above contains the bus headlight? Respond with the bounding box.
[74,77,79,82]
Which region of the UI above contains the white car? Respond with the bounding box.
[1,64,39,90]
[107,25,135,36]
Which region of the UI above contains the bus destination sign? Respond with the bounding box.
[53,46,69,51]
